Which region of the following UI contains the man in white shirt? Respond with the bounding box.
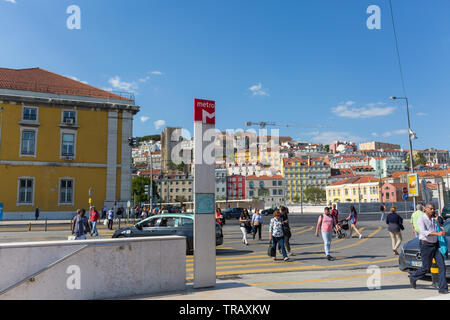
[409,203,448,294]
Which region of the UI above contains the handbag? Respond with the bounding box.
[435,221,448,258]
[267,244,276,257]
[103,219,108,226]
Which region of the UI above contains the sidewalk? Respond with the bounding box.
[121,281,291,300]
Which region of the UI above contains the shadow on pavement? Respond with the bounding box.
[269,284,416,294]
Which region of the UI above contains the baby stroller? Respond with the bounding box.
[334,220,349,239]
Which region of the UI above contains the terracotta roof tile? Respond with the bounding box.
[0,67,131,100]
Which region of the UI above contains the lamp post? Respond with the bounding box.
[390,96,417,210]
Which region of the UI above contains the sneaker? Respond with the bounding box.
[288,252,294,257]
[284,257,289,262]
[359,234,363,239]
[327,255,335,261]
[439,290,449,294]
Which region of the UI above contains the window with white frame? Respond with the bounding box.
[21,130,36,156]
[61,133,75,157]
[22,107,38,121]
[62,110,76,124]
[18,178,34,204]
[60,179,74,204]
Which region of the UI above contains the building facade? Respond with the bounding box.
[281,157,331,203]
[0,67,139,219]
[359,141,401,151]
[226,175,246,200]
[246,175,285,207]
[326,176,381,204]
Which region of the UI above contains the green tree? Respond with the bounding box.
[132,176,159,204]
[303,187,326,204]
[405,153,427,168]
[324,145,330,153]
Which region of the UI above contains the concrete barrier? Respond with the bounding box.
[0,236,186,300]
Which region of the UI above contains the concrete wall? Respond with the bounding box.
[336,202,419,214]
[0,236,186,300]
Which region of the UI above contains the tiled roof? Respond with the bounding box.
[329,176,380,187]
[0,67,130,100]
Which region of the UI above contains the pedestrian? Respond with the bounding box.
[140,207,148,220]
[278,206,292,256]
[71,209,91,240]
[315,207,336,261]
[161,206,169,214]
[89,206,100,237]
[346,206,363,239]
[380,203,387,221]
[107,208,115,230]
[182,206,187,213]
[330,203,339,224]
[269,210,289,262]
[35,206,40,221]
[251,209,263,240]
[101,207,107,219]
[215,207,224,227]
[386,206,404,255]
[409,203,448,294]
[239,208,251,246]
[411,204,425,237]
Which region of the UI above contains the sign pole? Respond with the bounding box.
[193,98,216,289]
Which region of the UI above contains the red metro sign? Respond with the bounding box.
[194,99,215,125]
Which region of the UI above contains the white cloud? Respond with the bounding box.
[151,71,163,76]
[308,131,364,145]
[416,112,428,117]
[140,116,150,123]
[138,76,151,83]
[332,101,396,119]
[108,76,138,93]
[249,83,269,97]
[371,132,379,137]
[381,129,408,137]
[154,120,166,130]
[5,0,16,3]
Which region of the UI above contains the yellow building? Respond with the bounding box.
[326,176,381,204]
[0,68,140,219]
[281,157,331,203]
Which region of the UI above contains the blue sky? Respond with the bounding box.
[1,0,449,150]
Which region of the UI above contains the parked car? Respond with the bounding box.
[399,219,450,277]
[112,213,223,254]
[222,207,244,220]
[442,205,450,220]
[262,207,281,216]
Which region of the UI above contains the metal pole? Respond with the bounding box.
[150,146,153,213]
[405,98,417,211]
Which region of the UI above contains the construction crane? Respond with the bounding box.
[246,121,328,129]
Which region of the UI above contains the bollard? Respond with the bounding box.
[28,222,31,232]
[45,219,47,232]
[431,258,439,288]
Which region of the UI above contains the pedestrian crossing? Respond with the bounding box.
[185,226,384,281]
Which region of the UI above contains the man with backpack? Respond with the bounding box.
[72,209,91,240]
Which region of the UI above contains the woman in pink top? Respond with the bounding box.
[315,207,336,261]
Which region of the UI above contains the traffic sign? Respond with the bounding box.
[194,99,215,125]
[0,203,3,221]
[402,194,408,201]
[407,173,419,197]
[403,187,408,194]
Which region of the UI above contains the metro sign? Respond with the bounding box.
[194,99,215,125]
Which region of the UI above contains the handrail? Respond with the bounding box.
[0,244,89,296]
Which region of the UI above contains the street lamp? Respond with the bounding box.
[390,96,418,210]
